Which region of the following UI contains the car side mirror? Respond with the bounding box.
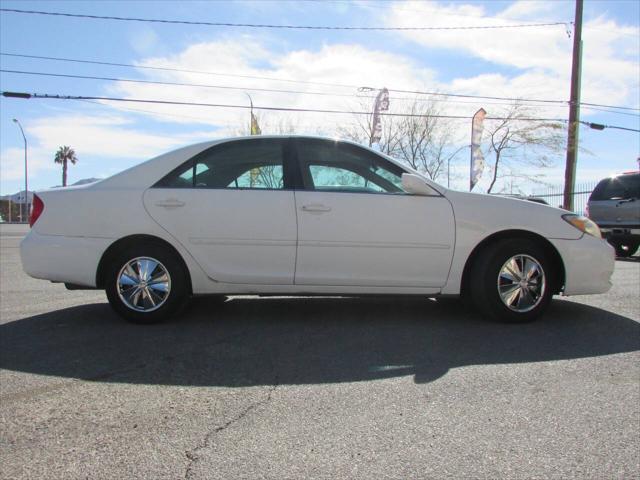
[401,173,439,196]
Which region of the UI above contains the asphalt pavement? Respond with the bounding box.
[1,223,639,479]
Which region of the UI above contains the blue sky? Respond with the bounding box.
[1,0,638,195]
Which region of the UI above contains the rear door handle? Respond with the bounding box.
[155,199,185,209]
[301,204,332,213]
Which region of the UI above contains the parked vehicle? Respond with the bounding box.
[587,171,640,257]
[21,136,614,324]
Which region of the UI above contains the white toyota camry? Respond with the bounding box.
[21,136,614,324]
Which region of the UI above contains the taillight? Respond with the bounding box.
[30,194,44,227]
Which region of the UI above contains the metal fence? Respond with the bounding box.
[531,181,597,215]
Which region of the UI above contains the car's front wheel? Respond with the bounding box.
[105,244,189,324]
[470,239,555,323]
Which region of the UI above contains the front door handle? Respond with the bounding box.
[301,204,332,213]
[155,199,185,209]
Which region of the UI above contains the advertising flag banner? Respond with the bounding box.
[246,93,261,135]
[370,88,390,146]
[250,112,261,135]
[246,94,261,185]
[470,108,486,191]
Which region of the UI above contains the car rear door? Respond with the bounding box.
[292,138,455,288]
[143,137,297,285]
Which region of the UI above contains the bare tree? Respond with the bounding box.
[396,100,465,182]
[485,103,565,193]
[339,96,463,183]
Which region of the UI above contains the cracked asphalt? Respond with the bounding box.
[1,224,639,479]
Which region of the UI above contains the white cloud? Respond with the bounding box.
[0,146,57,189]
[383,1,639,110]
[499,0,559,20]
[28,114,183,158]
[108,40,438,130]
[129,25,161,56]
[0,114,216,189]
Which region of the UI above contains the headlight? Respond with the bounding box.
[562,214,602,238]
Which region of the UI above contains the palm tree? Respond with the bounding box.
[54,146,78,187]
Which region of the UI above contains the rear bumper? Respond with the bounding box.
[550,235,615,295]
[20,230,111,287]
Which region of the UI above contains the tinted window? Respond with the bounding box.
[296,139,405,193]
[591,174,640,200]
[155,139,285,189]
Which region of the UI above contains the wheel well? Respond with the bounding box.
[96,234,193,294]
[460,230,566,297]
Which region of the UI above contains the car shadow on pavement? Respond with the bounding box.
[1,296,638,387]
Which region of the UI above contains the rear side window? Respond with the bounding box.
[155,139,286,190]
[590,174,640,201]
[295,139,405,194]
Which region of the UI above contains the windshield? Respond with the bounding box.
[590,174,640,201]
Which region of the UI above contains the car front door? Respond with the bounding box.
[292,138,455,288]
[143,138,297,284]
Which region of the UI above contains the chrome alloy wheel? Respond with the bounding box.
[497,254,546,313]
[117,257,171,312]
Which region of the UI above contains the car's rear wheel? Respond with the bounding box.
[105,244,188,324]
[470,239,554,323]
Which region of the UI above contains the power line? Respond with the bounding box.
[0,68,600,112]
[580,105,640,118]
[580,101,640,112]
[0,51,587,107]
[2,52,638,112]
[0,52,362,90]
[0,8,570,31]
[75,98,344,129]
[0,68,360,99]
[580,121,640,133]
[4,90,637,131]
[1,90,568,122]
[75,98,223,123]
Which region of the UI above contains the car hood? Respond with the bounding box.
[443,190,584,240]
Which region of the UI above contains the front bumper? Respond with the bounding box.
[599,226,640,243]
[550,234,615,295]
[20,230,112,287]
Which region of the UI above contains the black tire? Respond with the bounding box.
[105,243,189,324]
[470,239,555,323]
[610,240,639,258]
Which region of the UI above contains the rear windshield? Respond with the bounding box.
[590,174,640,201]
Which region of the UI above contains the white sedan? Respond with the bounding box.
[21,136,614,324]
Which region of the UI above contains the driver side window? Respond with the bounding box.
[296,139,405,194]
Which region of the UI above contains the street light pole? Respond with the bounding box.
[12,119,28,223]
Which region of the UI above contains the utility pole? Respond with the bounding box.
[563,0,583,211]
